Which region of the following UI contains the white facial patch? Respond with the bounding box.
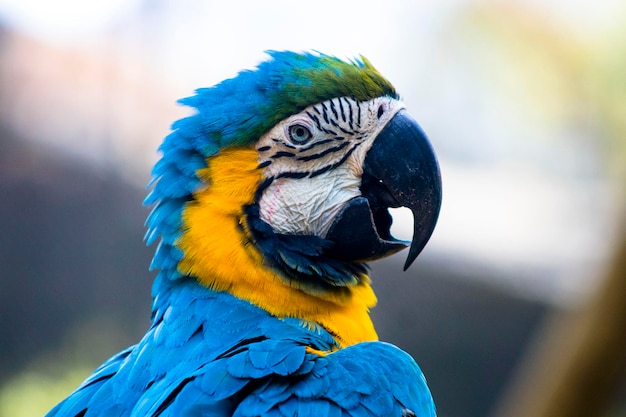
[256,96,405,237]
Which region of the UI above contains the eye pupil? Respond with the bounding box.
[288,124,312,143]
[377,105,384,119]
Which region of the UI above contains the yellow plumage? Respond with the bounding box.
[177,147,378,346]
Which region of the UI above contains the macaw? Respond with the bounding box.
[46,51,442,417]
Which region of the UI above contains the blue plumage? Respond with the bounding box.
[47,275,434,416]
[47,51,439,416]
[235,341,434,417]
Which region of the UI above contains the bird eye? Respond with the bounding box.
[377,104,385,119]
[288,124,313,144]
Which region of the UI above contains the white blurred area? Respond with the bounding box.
[1,0,624,306]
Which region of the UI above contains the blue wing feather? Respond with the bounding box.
[47,276,435,417]
[233,342,435,417]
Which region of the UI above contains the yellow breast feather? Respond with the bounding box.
[177,147,378,347]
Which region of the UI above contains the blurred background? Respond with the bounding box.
[0,1,624,416]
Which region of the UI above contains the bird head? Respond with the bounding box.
[145,51,441,305]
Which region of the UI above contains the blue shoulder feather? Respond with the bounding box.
[46,277,435,417]
[234,342,435,417]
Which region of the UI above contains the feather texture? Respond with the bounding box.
[47,277,434,417]
[47,51,437,417]
[146,51,397,283]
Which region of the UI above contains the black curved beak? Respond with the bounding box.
[326,110,442,270]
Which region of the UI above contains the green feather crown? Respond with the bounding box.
[179,51,398,151]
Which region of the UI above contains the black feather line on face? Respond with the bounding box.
[296,142,349,162]
[298,138,336,152]
[306,111,322,130]
[244,178,369,293]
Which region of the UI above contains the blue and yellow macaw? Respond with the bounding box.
[47,51,442,417]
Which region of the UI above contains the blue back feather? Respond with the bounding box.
[47,276,434,416]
